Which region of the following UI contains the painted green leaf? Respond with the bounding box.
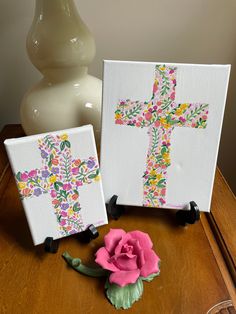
[88,173,97,179]
[16,171,22,181]
[73,189,79,195]
[73,202,80,212]
[65,140,71,148]
[60,141,65,151]
[105,278,143,310]
[60,190,68,199]
[54,182,60,191]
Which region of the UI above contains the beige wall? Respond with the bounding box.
[0,0,235,194]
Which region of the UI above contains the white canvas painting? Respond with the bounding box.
[100,60,230,212]
[4,125,108,245]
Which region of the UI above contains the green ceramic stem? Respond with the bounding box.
[62,251,108,277]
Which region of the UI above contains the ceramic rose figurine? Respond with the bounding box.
[63,229,160,309]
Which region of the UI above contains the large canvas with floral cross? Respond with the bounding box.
[4,125,108,245]
[100,61,230,211]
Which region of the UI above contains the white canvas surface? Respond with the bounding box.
[100,60,230,212]
[4,125,107,245]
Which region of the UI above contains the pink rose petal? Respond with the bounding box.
[110,253,138,271]
[95,247,119,272]
[114,233,132,255]
[140,249,160,278]
[109,269,140,287]
[128,231,153,249]
[104,229,126,254]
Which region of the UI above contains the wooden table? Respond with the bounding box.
[0,125,235,314]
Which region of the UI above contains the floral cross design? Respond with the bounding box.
[15,133,100,236]
[115,65,209,208]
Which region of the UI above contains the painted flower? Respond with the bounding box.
[22,188,31,197]
[74,159,81,167]
[76,181,83,187]
[72,194,78,201]
[18,182,26,189]
[61,203,69,210]
[170,92,175,100]
[28,170,37,178]
[72,167,79,175]
[87,159,95,169]
[41,150,48,159]
[145,112,152,120]
[49,175,57,183]
[63,183,72,191]
[21,173,28,182]
[42,170,50,178]
[95,229,160,287]
[60,134,68,141]
[34,188,42,197]
[94,175,101,182]
[115,119,123,125]
[52,158,59,166]
[52,167,59,174]
[50,190,57,198]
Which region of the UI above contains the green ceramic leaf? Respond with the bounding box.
[105,279,143,310]
[140,270,160,282]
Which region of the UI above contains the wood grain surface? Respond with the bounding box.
[0,125,235,314]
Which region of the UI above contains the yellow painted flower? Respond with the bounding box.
[160,117,167,125]
[67,208,74,217]
[160,66,166,71]
[49,175,57,183]
[156,173,163,181]
[175,108,183,116]
[60,134,68,141]
[150,169,157,177]
[150,179,157,186]
[163,152,170,163]
[18,182,26,189]
[94,175,101,182]
[180,103,188,110]
[115,113,122,119]
[164,123,171,129]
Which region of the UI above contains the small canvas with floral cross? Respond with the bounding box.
[101,61,230,211]
[4,125,108,245]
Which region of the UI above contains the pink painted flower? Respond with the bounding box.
[154,120,160,127]
[50,190,57,198]
[159,198,165,205]
[157,109,162,114]
[169,69,174,74]
[161,188,166,195]
[172,79,176,85]
[72,167,79,175]
[135,122,141,127]
[170,92,175,100]
[115,119,124,125]
[191,123,196,128]
[95,229,160,287]
[202,115,208,120]
[63,183,72,191]
[21,173,28,182]
[61,211,67,217]
[22,188,31,197]
[145,112,152,120]
[60,219,66,226]
[28,170,37,178]
[179,117,186,123]
[76,181,83,187]
[157,101,162,107]
[138,117,143,122]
